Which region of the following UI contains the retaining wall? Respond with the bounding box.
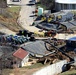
[33,60,67,75]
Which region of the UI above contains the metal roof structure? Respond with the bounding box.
[55,0,76,4]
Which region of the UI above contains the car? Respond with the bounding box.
[29,0,36,5]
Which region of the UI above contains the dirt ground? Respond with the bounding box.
[2,67,40,75]
[10,69,36,75]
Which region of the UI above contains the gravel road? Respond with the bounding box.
[19,0,40,32]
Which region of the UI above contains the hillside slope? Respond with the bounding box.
[0,7,24,35]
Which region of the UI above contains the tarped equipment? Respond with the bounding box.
[22,41,54,57]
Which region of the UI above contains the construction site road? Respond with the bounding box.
[19,0,40,32]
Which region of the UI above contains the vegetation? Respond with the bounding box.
[71,10,76,15]
[2,69,12,75]
[24,63,45,69]
[60,70,76,75]
[0,6,24,32]
[7,6,21,13]
[36,2,47,10]
[1,63,49,75]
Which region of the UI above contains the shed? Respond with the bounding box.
[13,48,29,67]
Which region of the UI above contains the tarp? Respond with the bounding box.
[53,11,74,22]
[37,23,57,31]
[60,21,76,30]
[68,37,76,41]
[22,41,51,57]
[69,21,76,26]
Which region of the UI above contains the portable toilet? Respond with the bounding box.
[38,7,43,16]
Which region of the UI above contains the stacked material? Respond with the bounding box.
[0,35,31,45]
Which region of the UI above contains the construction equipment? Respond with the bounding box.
[41,16,46,21]
[44,39,75,62]
[37,22,67,33]
[37,20,76,34]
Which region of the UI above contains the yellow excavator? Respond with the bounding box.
[41,14,55,22]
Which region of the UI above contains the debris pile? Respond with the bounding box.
[44,38,76,64]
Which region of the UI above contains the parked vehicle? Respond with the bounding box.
[29,0,36,5]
